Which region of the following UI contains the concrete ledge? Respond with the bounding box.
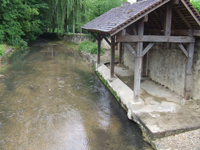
[97,64,200,149]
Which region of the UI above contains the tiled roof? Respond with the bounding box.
[82,0,200,35]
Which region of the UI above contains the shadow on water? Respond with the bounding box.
[0,43,153,150]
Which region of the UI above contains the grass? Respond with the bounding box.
[0,44,5,56]
[78,41,104,55]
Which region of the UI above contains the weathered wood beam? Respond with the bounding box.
[144,15,148,22]
[145,28,192,36]
[180,0,200,26]
[110,36,115,78]
[134,18,144,102]
[133,24,138,35]
[193,30,200,36]
[172,0,179,4]
[184,42,194,100]
[103,35,111,46]
[164,2,172,36]
[110,0,171,36]
[142,43,155,56]
[125,43,136,57]
[184,30,195,100]
[178,43,188,57]
[91,32,98,41]
[116,35,195,43]
[115,42,119,47]
[97,33,101,64]
[176,9,192,28]
[119,42,123,64]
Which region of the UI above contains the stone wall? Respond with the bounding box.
[63,34,111,50]
[123,38,200,100]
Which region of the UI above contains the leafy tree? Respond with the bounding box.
[191,0,200,13]
[0,0,48,47]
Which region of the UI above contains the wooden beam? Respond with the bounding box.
[173,0,179,4]
[193,30,200,36]
[184,42,194,100]
[116,35,195,43]
[142,43,155,56]
[178,44,188,57]
[164,2,172,36]
[110,36,115,78]
[125,43,136,57]
[156,9,164,29]
[144,15,148,22]
[134,18,144,102]
[180,0,200,26]
[97,33,101,64]
[145,28,191,36]
[119,42,123,64]
[115,42,119,47]
[91,32,98,41]
[176,9,192,28]
[122,29,126,36]
[103,35,111,46]
[110,0,171,36]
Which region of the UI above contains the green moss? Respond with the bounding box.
[96,71,120,101]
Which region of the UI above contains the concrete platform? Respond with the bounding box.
[97,64,200,149]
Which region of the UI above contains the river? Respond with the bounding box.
[0,43,152,150]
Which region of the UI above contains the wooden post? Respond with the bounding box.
[119,42,123,64]
[184,42,194,100]
[164,2,172,36]
[97,33,101,64]
[134,19,144,102]
[110,36,115,78]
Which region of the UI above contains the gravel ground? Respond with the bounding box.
[152,129,200,150]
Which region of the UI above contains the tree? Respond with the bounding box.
[191,0,200,13]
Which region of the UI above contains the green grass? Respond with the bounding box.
[78,41,104,55]
[0,44,5,56]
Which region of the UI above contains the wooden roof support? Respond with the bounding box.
[103,35,111,46]
[178,43,188,57]
[184,30,195,100]
[119,43,123,64]
[97,33,102,64]
[125,43,136,57]
[110,36,115,78]
[142,43,155,56]
[164,1,172,36]
[116,35,195,43]
[176,9,192,28]
[134,18,144,103]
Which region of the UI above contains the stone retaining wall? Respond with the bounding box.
[63,34,110,50]
[123,38,200,100]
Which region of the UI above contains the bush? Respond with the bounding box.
[78,41,104,55]
[191,0,200,13]
[0,45,5,56]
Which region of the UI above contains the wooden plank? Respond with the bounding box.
[184,42,194,100]
[180,0,200,26]
[164,2,172,36]
[176,9,192,28]
[119,42,123,64]
[125,43,136,57]
[110,0,171,36]
[116,35,195,43]
[193,30,200,36]
[91,32,98,41]
[145,28,190,36]
[97,33,101,64]
[134,18,144,102]
[103,35,111,46]
[142,43,155,56]
[178,43,188,57]
[110,36,115,78]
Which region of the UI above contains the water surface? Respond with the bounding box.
[0,43,152,150]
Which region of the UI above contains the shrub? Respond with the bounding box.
[0,45,5,56]
[78,41,104,55]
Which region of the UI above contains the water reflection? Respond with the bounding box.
[0,44,152,150]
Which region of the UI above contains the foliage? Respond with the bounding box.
[78,41,104,55]
[0,44,5,56]
[0,0,48,48]
[191,0,200,13]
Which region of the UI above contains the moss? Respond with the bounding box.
[96,71,120,101]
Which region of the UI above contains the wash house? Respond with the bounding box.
[82,0,200,102]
